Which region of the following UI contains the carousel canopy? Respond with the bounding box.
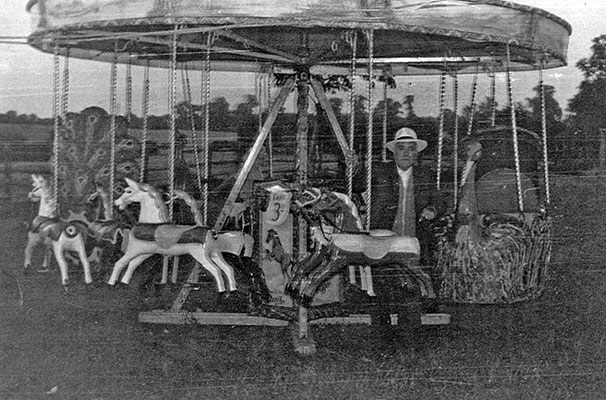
[26,0,571,75]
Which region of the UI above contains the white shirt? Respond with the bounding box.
[396,166,413,230]
[397,166,412,197]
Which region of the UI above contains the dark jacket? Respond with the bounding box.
[353,161,450,235]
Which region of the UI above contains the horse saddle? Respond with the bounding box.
[31,216,84,241]
[332,233,420,260]
[132,224,207,249]
[30,215,60,234]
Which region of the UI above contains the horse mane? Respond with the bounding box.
[139,182,170,222]
[331,192,363,231]
[173,190,204,226]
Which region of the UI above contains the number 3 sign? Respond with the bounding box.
[263,186,291,226]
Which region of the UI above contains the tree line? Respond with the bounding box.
[2,34,606,175]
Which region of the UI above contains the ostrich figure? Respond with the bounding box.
[437,138,551,303]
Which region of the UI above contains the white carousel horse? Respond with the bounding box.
[24,174,93,288]
[108,178,252,293]
[287,187,436,305]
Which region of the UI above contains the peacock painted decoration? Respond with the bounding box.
[437,135,552,303]
[55,106,140,221]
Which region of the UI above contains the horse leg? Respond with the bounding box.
[41,247,52,272]
[72,235,93,284]
[24,231,40,272]
[301,258,347,302]
[51,240,70,289]
[348,265,356,285]
[108,248,138,285]
[189,246,226,293]
[160,256,170,284]
[171,256,180,284]
[364,265,375,297]
[359,265,367,292]
[120,253,153,284]
[209,251,237,292]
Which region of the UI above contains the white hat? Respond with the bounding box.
[386,127,427,153]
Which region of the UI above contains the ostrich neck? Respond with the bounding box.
[457,160,481,244]
[458,160,478,222]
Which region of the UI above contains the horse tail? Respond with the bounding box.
[173,190,204,226]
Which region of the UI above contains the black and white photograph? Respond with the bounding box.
[1,1,605,398]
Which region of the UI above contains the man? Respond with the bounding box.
[354,127,445,239]
[353,127,447,319]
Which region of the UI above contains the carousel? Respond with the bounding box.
[25,0,570,354]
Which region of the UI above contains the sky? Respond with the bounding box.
[0,0,604,119]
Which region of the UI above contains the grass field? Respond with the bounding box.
[0,174,605,399]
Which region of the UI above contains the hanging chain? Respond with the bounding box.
[453,72,459,206]
[364,29,374,231]
[382,68,388,162]
[506,44,524,213]
[490,70,497,127]
[140,62,150,181]
[108,42,118,220]
[61,48,69,120]
[183,65,204,201]
[267,72,274,178]
[436,69,446,190]
[52,43,61,214]
[125,54,132,137]
[168,27,178,220]
[345,31,357,199]
[539,62,551,205]
[466,64,479,137]
[202,33,212,225]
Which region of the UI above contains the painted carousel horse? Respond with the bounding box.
[107,178,252,294]
[287,187,437,306]
[24,174,93,289]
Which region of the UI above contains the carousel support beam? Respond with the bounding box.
[217,30,303,64]
[213,76,295,231]
[295,72,309,187]
[87,30,297,65]
[310,78,351,160]
[293,305,316,356]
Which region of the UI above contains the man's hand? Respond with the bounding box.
[419,206,437,221]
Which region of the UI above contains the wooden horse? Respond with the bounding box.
[108,178,252,293]
[24,174,93,289]
[287,187,437,306]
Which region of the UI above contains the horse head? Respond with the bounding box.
[115,178,169,223]
[295,187,363,233]
[28,174,50,202]
[114,177,146,210]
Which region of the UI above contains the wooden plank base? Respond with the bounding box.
[139,311,451,326]
[138,310,373,326]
